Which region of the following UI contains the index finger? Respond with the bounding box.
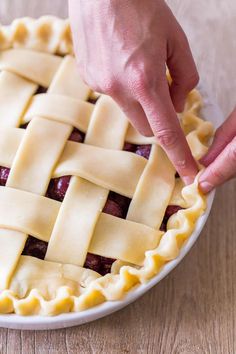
[139,80,198,184]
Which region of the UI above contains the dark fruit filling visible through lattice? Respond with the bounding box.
[0,93,182,275]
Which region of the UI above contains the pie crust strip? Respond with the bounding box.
[0,71,37,127]
[0,128,147,197]
[127,144,175,229]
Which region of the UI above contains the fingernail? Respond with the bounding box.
[199,181,214,193]
[183,175,195,185]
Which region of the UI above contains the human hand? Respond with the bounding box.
[199,108,236,193]
[69,0,199,184]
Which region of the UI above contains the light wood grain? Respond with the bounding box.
[0,1,236,353]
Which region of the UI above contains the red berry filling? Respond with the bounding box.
[108,191,131,218]
[69,128,85,143]
[46,176,71,202]
[135,144,152,159]
[22,236,48,260]
[20,123,29,129]
[123,142,152,160]
[103,199,123,218]
[123,142,137,153]
[0,166,10,186]
[36,86,47,94]
[87,96,99,105]
[84,253,115,275]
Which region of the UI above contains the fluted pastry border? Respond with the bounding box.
[0,16,73,54]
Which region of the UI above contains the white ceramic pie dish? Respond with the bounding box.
[0,83,224,330]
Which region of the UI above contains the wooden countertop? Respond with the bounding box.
[0,1,235,353]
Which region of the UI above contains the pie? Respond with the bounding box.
[0,16,214,316]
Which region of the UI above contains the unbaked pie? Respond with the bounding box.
[0,17,214,316]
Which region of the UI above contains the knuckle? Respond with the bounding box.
[129,65,150,95]
[155,128,179,149]
[134,77,149,95]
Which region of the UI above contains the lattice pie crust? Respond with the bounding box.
[0,17,214,315]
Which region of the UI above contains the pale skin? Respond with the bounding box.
[69,0,236,192]
[199,108,236,193]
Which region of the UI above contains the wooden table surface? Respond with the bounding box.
[0,1,236,353]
